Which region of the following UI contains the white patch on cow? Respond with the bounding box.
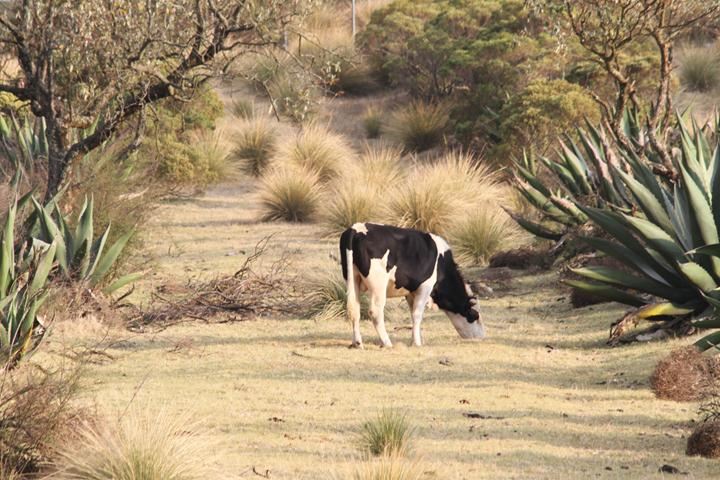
[351,222,368,234]
[446,311,486,340]
[465,283,474,297]
[407,264,438,346]
[430,233,450,254]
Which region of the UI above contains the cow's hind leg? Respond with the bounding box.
[347,273,363,349]
[369,287,392,348]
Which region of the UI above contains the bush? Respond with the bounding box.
[188,130,231,184]
[494,79,600,161]
[274,124,356,182]
[687,421,720,458]
[650,347,720,402]
[363,107,383,139]
[259,167,322,222]
[386,102,448,152]
[51,408,211,480]
[233,119,277,178]
[359,409,414,457]
[449,209,527,266]
[679,45,720,92]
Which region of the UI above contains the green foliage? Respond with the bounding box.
[0,92,27,115]
[0,203,55,366]
[495,79,600,161]
[0,114,48,180]
[562,116,720,347]
[142,85,226,186]
[30,196,137,293]
[359,410,414,457]
[386,102,448,152]
[679,45,720,93]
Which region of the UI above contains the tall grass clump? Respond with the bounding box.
[274,124,355,182]
[259,167,322,222]
[233,119,277,177]
[388,152,499,235]
[349,456,423,480]
[50,408,210,480]
[359,410,414,457]
[449,209,527,266]
[305,269,369,322]
[230,98,255,119]
[322,181,381,237]
[189,130,231,184]
[680,45,720,92]
[363,107,383,139]
[386,102,449,152]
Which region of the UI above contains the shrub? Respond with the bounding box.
[305,269,370,322]
[386,102,449,153]
[687,421,720,458]
[650,347,720,402]
[363,107,383,139]
[494,79,600,161]
[233,119,277,178]
[274,124,355,182]
[259,167,322,222]
[449,209,527,266]
[188,130,231,184]
[269,72,317,123]
[350,456,423,480]
[679,45,720,92]
[51,408,210,480]
[387,152,497,235]
[359,409,414,457]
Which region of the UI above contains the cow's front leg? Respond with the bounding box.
[410,288,432,347]
[369,292,392,348]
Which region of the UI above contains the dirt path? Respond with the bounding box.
[73,92,720,479]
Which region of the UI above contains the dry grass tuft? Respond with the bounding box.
[449,209,527,266]
[0,362,83,478]
[50,408,211,480]
[386,102,449,152]
[350,455,424,480]
[305,269,369,322]
[233,118,277,177]
[274,124,356,182]
[650,346,720,401]
[387,151,504,235]
[229,97,255,119]
[259,166,322,222]
[359,409,414,457]
[188,129,231,184]
[679,45,720,93]
[321,181,382,237]
[687,420,720,458]
[363,107,383,139]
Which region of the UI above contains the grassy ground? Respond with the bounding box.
[42,88,719,478]
[57,176,715,479]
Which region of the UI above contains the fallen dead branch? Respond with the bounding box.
[125,237,300,331]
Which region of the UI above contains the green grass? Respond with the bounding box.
[360,409,414,457]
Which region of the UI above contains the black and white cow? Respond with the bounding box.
[339,222,485,348]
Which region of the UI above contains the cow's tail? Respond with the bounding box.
[340,228,359,319]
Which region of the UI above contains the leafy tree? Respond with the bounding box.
[0,0,313,200]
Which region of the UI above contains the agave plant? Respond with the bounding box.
[0,202,56,367]
[29,195,139,293]
[566,117,720,348]
[0,114,48,179]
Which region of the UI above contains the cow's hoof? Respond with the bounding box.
[349,342,364,350]
[380,342,393,349]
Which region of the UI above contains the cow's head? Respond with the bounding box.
[444,284,485,340]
